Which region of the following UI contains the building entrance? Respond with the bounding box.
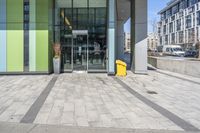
[61,30,88,72]
[54,0,107,72]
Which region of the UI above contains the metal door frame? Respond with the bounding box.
[72,30,88,72]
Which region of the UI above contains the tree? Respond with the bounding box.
[151,18,157,33]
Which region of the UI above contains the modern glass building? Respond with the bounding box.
[0,0,147,75]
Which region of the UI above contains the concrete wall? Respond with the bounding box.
[148,57,200,78]
[131,0,148,74]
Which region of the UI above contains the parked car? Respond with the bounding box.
[184,49,198,57]
[163,45,185,57]
[157,45,163,52]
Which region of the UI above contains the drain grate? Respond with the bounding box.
[147,90,158,95]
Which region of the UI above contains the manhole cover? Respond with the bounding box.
[147,91,158,94]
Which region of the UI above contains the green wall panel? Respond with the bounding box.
[36,31,49,71]
[36,0,48,23]
[35,0,49,72]
[7,0,24,72]
[6,0,23,23]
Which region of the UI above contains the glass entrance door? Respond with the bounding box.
[73,34,88,71]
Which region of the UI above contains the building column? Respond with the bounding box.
[107,0,116,75]
[131,0,147,74]
[116,20,124,60]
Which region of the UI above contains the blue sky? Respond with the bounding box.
[124,0,169,33]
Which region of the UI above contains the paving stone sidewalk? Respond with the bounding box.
[0,70,200,133]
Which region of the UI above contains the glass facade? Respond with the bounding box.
[55,0,107,72]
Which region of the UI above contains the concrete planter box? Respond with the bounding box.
[148,56,200,78]
[53,58,61,74]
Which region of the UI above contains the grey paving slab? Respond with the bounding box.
[0,122,199,133]
[0,71,200,132]
[120,71,200,130]
[155,70,200,85]
[113,77,199,132]
[20,76,58,123]
[33,73,182,131]
[0,75,52,123]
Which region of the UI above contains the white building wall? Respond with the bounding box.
[158,1,200,49]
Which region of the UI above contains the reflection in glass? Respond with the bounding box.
[73,35,87,70]
[54,0,107,71]
[88,8,107,70]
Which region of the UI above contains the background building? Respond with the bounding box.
[124,33,131,52]
[158,0,200,49]
[147,33,158,50]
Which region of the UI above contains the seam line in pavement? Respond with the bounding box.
[113,77,200,132]
[20,75,58,123]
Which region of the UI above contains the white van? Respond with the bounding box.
[163,45,185,57]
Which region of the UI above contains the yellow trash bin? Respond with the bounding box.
[116,60,127,76]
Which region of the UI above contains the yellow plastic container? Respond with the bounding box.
[116,60,127,76]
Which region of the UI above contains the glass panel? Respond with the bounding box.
[56,0,73,71]
[73,0,87,8]
[88,7,107,70]
[61,36,72,71]
[73,35,87,70]
[89,0,107,8]
[60,8,73,71]
[56,0,72,8]
[54,0,107,72]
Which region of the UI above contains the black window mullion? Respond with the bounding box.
[24,0,30,72]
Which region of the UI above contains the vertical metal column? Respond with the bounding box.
[107,0,116,75]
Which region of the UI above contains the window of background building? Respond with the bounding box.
[186,15,192,28]
[185,30,188,42]
[165,35,168,44]
[160,37,162,45]
[197,11,200,25]
[171,33,175,44]
[169,22,173,33]
[172,4,179,15]
[166,8,172,18]
[188,0,198,7]
[196,27,199,42]
[193,13,195,26]
[163,25,167,34]
[158,27,161,34]
[179,11,184,17]
[177,19,181,31]
[179,1,185,9]
[171,15,175,21]
[179,31,184,43]
[188,28,195,43]
[161,12,166,20]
